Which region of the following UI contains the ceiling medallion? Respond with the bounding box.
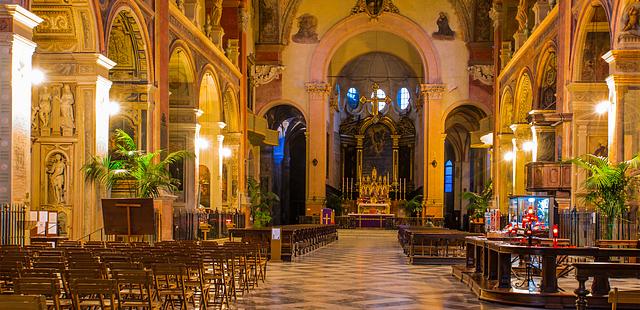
[351,0,400,18]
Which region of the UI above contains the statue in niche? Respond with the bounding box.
[60,85,75,131]
[31,103,39,130]
[176,0,185,13]
[433,12,455,40]
[212,0,223,26]
[620,2,640,38]
[623,6,639,32]
[38,86,52,128]
[46,153,66,205]
[292,14,319,44]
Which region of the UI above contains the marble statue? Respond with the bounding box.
[39,86,52,128]
[60,84,75,130]
[47,154,66,204]
[516,0,528,33]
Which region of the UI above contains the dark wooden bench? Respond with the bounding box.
[574,262,640,310]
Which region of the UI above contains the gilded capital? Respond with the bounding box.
[420,84,446,100]
[305,82,331,94]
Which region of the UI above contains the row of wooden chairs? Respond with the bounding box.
[0,240,269,309]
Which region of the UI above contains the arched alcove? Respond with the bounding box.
[443,105,487,229]
[262,105,307,225]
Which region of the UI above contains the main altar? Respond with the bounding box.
[357,167,391,214]
[347,167,395,228]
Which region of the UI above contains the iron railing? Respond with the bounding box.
[173,210,246,240]
[299,215,444,229]
[1,203,26,246]
[558,209,639,247]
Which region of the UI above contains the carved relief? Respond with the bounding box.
[515,74,533,123]
[539,52,557,111]
[351,0,399,18]
[251,65,285,87]
[38,86,52,130]
[60,84,75,135]
[468,65,494,85]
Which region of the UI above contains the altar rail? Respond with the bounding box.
[398,226,481,264]
[0,203,26,246]
[228,225,337,261]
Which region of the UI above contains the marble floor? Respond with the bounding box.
[233,230,543,310]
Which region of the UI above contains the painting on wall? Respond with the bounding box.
[362,123,393,177]
[292,14,319,44]
[199,165,211,208]
[433,12,455,40]
[581,32,611,82]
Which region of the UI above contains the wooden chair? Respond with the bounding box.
[202,251,230,309]
[152,263,193,310]
[13,277,72,310]
[112,269,160,309]
[0,295,47,310]
[609,288,640,310]
[69,278,118,309]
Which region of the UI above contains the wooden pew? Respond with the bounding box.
[574,262,640,310]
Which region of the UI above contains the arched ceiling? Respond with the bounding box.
[328,31,423,78]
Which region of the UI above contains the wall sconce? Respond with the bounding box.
[431,160,437,168]
[312,158,318,166]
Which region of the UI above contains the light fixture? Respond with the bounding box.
[107,101,121,116]
[217,121,227,130]
[504,151,514,161]
[195,109,204,118]
[30,69,45,85]
[480,133,494,146]
[196,137,210,150]
[221,147,232,158]
[522,141,535,152]
[595,100,610,115]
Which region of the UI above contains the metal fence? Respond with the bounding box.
[1,203,26,246]
[173,210,246,240]
[558,209,639,247]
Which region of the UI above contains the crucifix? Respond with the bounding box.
[360,83,392,116]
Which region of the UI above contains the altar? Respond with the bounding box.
[348,213,394,228]
[357,203,390,214]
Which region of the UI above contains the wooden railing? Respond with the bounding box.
[525,161,571,192]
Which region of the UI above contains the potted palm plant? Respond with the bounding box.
[82,129,193,240]
[247,178,279,228]
[463,181,493,224]
[570,154,640,240]
[400,195,423,217]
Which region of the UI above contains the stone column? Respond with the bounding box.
[603,51,640,163]
[0,5,41,203]
[392,134,400,184]
[511,123,532,196]
[356,135,364,181]
[305,82,330,216]
[531,124,555,162]
[495,133,514,213]
[420,84,446,218]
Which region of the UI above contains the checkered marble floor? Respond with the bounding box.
[232,230,543,310]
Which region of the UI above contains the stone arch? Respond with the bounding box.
[358,117,398,136]
[169,43,197,107]
[223,86,241,133]
[571,1,612,82]
[514,70,533,123]
[258,99,309,123]
[105,3,153,83]
[535,43,558,111]
[198,67,223,125]
[500,87,514,132]
[441,100,492,129]
[310,13,441,84]
[105,4,153,151]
